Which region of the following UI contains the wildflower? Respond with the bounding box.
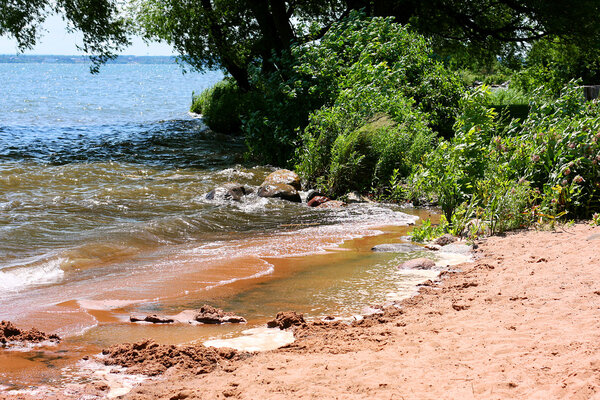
[561,179,568,186]
[531,154,540,162]
[564,167,571,176]
[574,175,585,184]
[568,142,576,149]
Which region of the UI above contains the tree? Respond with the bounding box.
[2,0,599,81]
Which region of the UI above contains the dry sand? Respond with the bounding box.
[4,223,600,399]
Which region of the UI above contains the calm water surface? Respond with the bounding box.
[0,62,436,391]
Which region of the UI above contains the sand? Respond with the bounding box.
[3,223,600,399]
[121,223,600,399]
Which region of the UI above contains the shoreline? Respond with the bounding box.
[105,223,600,399]
[5,223,600,398]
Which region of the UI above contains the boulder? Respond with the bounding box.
[306,190,326,203]
[398,258,436,270]
[206,182,249,202]
[130,314,175,324]
[257,183,301,203]
[267,311,305,330]
[315,200,346,208]
[307,195,330,207]
[194,305,247,324]
[371,243,422,253]
[262,169,301,191]
[434,234,457,246]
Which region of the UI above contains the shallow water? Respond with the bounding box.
[0,62,443,392]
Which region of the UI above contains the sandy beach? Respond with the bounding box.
[118,223,600,400]
[3,222,600,399]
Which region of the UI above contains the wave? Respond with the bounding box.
[0,257,66,293]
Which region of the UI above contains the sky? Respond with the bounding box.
[0,14,175,56]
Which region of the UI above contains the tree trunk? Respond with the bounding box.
[200,0,251,91]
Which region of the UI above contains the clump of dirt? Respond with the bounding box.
[100,339,241,376]
[267,311,306,330]
[0,320,60,345]
[195,305,246,324]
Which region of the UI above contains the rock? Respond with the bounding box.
[439,243,472,255]
[130,315,174,324]
[306,190,326,203]
[262,169,301,191]
[257,183,301,203]
[371,243,422,253]
[307,195,330,207]
[434,234,457,246]
[344,191,372,204]
[194,305,247,324]
[399,258,436,270]
[266,311,305,330]
[315,200,346,208]
[206,182,249,202]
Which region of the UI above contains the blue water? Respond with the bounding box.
[0,63,242,168]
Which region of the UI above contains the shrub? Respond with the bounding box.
[294,14,461,195]
[410,81,600,237]
[190,78,249,134]
[514,38,600,95]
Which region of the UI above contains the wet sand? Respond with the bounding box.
[0,210,440,392]
[112,223,600,399]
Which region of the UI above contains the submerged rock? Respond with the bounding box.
[206,182,250,202]
[371,243,422,253]
[315,200,346,208]
[130,315,175,324]
[262,169,301,191]
[194,305,247,324]
[257,183,301,202]
[434,234,457,246]
[267,311,306,330]
[307,195,330,207]
[399,258,436,270]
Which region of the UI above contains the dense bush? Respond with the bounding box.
[294,15,462,196]
[410,82,600,237]
[190,78,249,135]
[514,38,600,95]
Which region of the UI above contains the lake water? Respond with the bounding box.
[0,62,439,392]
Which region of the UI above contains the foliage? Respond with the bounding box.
[410,218,449,243]
[292,15,461,195]
[410,81,600,237]
[191,78,249,134]
[0,0,131,72]
[514,38,600,95]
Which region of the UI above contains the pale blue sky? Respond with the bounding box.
[0,14,175,56]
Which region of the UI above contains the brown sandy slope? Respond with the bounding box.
[122,223,600,400]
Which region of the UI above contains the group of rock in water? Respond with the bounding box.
[206,168,369,207]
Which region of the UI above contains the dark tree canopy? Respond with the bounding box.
[1,0,599,78]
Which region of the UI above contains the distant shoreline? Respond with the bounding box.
[0,54,177,64]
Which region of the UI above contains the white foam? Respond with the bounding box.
[0,258,66,292]
[204,327,294,352]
